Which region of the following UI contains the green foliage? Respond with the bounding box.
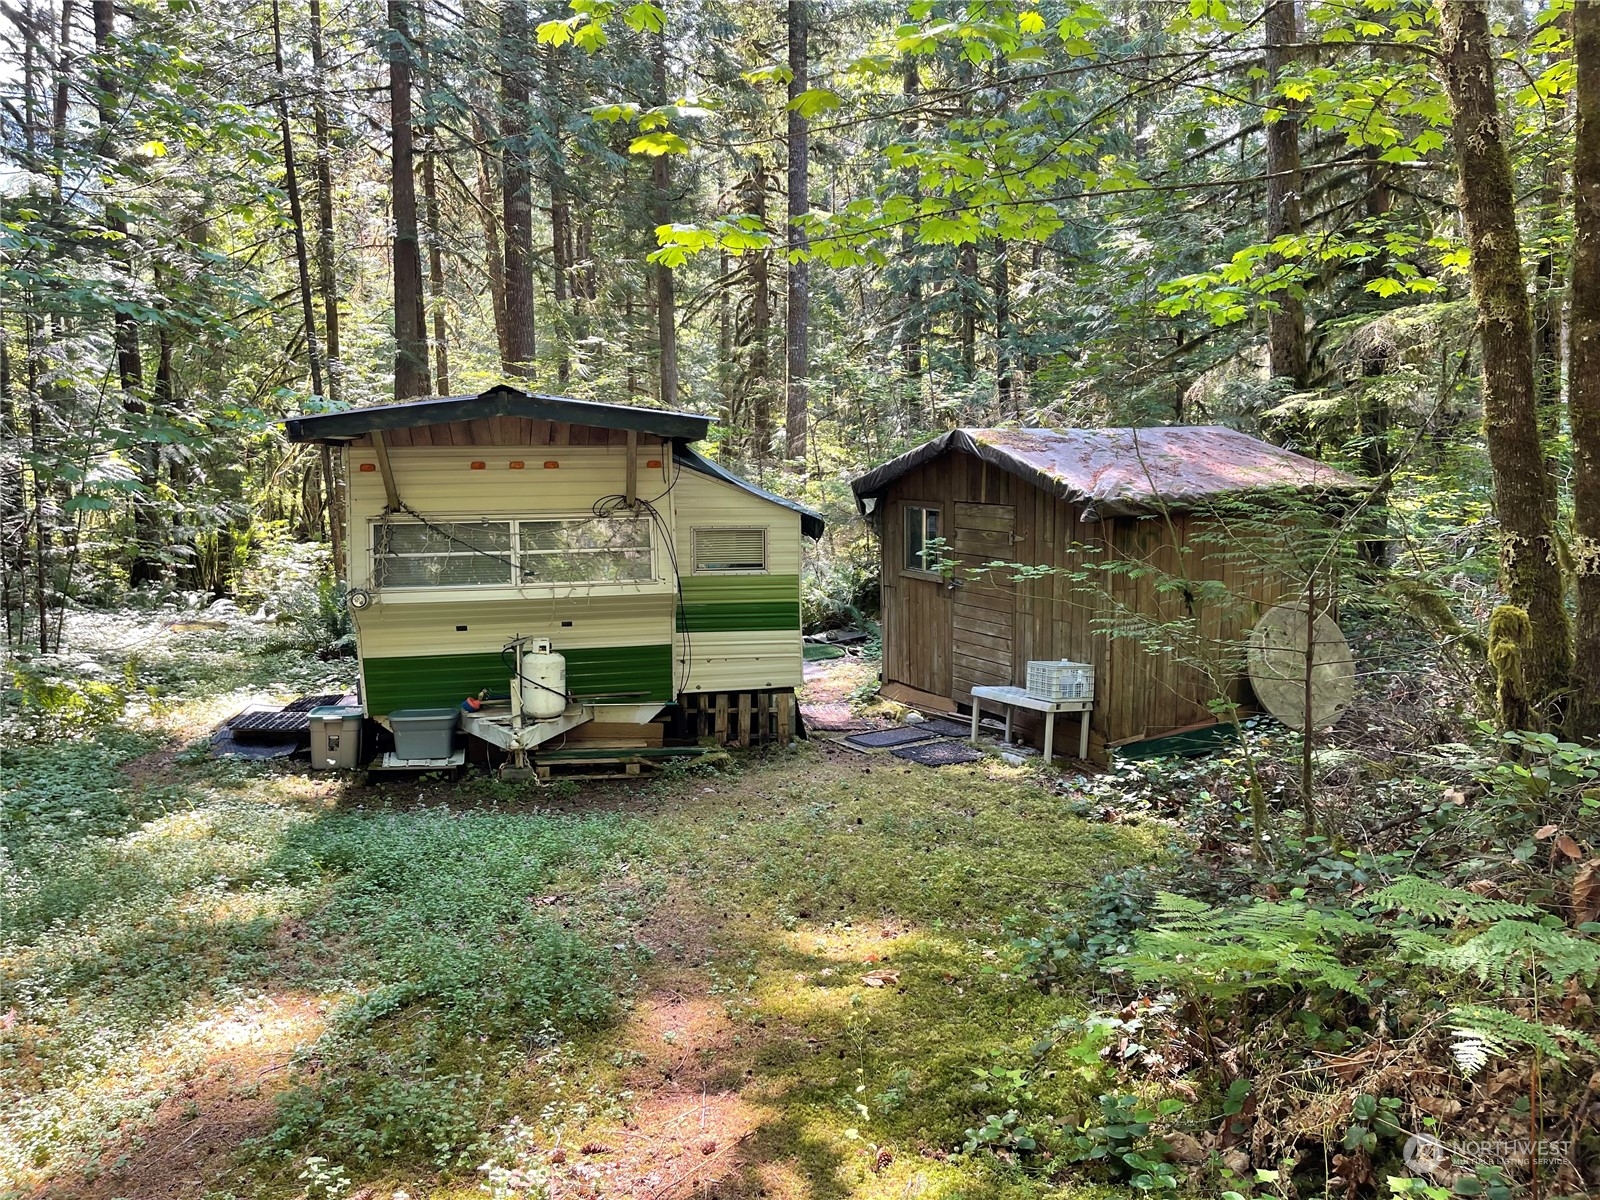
[0,728,165,867]
[1110,892,1375,1000]
[1064,1093,1185,1193]
[1015,867,1156,990]
[3,667,134,742]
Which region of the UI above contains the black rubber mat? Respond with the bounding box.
[916,717,973,738]
[230,709,310,736]
[892,739,986,767]
[842,726,938,750]
[210,727,300,759]
[283,693,347,712]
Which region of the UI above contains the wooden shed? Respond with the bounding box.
[284,385,823,753]
[850,426,1359,761]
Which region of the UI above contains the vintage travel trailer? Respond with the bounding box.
[284,384,823,766]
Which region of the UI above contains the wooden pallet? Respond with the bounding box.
[531,744,726,780]
[677,689,796,747]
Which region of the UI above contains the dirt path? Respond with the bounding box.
[37,993,330,1200]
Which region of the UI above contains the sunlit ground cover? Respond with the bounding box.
[1,611,1158,1200]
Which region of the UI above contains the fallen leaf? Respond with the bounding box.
[1464,879,1501,897]
[1415,1094,1461,1120]
[1535,824,1560,839]
[1554,834,1583,861]
[861,968,901,987]
[1317,1048,1377,1082]
[1165,1132,1207,1164]
[1572,858,1600,926]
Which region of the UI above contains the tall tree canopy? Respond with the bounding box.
[2,0,1596,730]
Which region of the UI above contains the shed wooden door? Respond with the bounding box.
[950,501,1017,701]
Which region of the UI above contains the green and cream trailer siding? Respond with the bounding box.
[284,387,824,723]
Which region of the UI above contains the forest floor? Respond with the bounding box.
[1,609,1163,1200]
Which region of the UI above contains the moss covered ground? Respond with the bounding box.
[1,612,1160,1200]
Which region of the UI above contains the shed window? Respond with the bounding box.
[694,527,767,573]
[373,516,652,588]
[903,505,941,574]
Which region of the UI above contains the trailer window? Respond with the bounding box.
[904,505,941,575]
[693,527,767,573]
[372,516,652,588]
[519,517,653,583]
[374,520,513,587]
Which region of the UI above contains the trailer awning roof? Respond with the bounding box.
[283,384,714,444]
[851,426,1364,518]
[283,384,825,537]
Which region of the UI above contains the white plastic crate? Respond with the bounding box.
[1025,659,1095,702]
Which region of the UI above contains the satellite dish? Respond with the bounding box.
[1247,603,1356,731]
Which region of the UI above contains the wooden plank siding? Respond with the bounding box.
[353,421,663,448]
[876,446,1287,761]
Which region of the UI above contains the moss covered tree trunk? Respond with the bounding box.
[1567,0,1600,739]
[1440,0,1570,723]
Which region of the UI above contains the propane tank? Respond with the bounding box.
[517,638,567,719]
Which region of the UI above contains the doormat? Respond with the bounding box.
[842,726,938,750]
[915,717,973,739]
[892,739,986,767]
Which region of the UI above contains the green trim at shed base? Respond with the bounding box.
[363,644,674,713]
[1113,722,1242,760]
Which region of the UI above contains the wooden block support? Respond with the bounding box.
[775,692,792,744]
[737,693,752,747]
[715,694,729,743]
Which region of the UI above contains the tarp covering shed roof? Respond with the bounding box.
[851,426,1363,518]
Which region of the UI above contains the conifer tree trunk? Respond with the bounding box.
[421,144,450,395]
[742,163,772,462]
[1357,145,1394,569]
[652,32,678,405]
[1440,0,1571,721]
[1264,0,1307,391]
[416,3,449,396]
[899,57,923,400]
[1567,0,1600,739]
[552,182,571,386]
[94,0,158,583]
[784,0,809,457]
[307,0,345,574]
[958,243,978,382]
[308,0,340,401]
[500,0,536,379]
[472,113,510,366]
[270,0,325,404]
[995,239,1013,415]
[388,0,430,398]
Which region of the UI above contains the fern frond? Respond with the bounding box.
[1448,1004,1600,1075]
[1397,920,1600,991]
[1366,877,1539,923]
[1109,898,1375,999]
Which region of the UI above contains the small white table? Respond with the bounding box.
[969,685,1093,764]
